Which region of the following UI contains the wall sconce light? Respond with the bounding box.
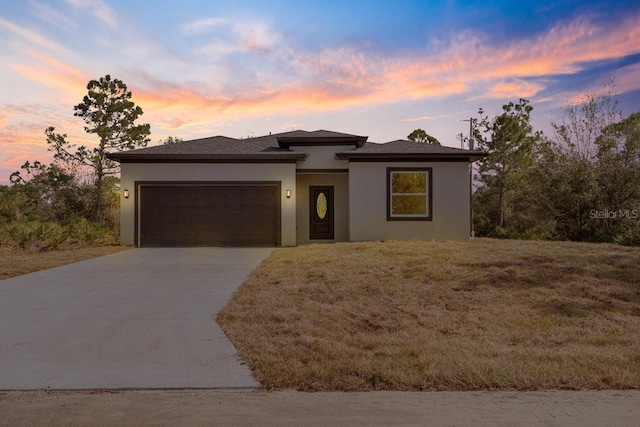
[286,189,291,198]
[123,189,129,199]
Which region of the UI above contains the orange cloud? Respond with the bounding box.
[0,127,50,183]
[481,80,545,100]
[0,116,101,184]
[11,52,89,103]
[377,13,640,104]
[2,146,39,167]
[3,4,640,182]
[477,15,640,80]
[8,8,640,128]
[134,80,395,131]
[130,8,640,132]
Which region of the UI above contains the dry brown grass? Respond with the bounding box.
[218,238,640,391]
[0,246,131,280]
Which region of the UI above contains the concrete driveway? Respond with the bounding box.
[0,248,272,390]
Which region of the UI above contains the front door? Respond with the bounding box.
[309,186,334,239]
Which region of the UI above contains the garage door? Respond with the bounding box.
[139,184,279,247]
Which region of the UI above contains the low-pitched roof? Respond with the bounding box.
[335,140,486,162]
[107,130,485,163]
[106,135,306,163]
[274,130,368,148]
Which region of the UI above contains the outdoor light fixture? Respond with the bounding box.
[123,189,129,199]
[286,189,291,198]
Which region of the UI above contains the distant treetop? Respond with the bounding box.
[407,129,441,145]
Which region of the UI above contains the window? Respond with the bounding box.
[387,167,432,220]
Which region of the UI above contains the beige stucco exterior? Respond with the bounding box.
[119,162,297,246]
[291,145,351,243]
[293,145,352,170]
[295,172,349,244]
[117,144,475,246]
[348,161,471,241]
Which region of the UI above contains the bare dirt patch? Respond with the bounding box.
[0,246,131,280]
[1,389,639,427]
[218,239,640,391]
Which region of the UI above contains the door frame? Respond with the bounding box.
[309,186,334,240]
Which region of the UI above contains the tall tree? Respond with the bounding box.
[595,112,640,217]
[474,98,542,232]
[538,92,628,242]
[407,129,441,145]
[591,111,640,243]
[551,91,621,161]
[46,75,150,220]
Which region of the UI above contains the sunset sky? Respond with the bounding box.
[1,0,640,184]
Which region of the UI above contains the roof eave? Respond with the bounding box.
[277,136,368,149]
[335,152,487,162]
[107,153,308,163]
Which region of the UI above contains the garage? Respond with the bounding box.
[138,184,280,247]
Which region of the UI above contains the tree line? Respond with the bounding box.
[470,95,640,245]
[1,74,638,250]
[1,75,150,250]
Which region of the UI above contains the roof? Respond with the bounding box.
[274,130,367,148]
[106,135,306,163]
[107,130,485,163]
[336,140,486,162]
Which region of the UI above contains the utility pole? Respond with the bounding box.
[462,118,476,150]
[461,118,477,238]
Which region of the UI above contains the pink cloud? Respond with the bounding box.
[129,8,640,130]
[480,80,545,100]
[477,15,639,80]
[8,10,640,122]
[2,6,640,183]
[381,14,640,104]
[4,49,89,107]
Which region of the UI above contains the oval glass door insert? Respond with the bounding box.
[316,192,327,219]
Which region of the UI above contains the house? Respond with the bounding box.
[107,130,485,247]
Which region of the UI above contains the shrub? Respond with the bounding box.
[613,221,640,246]
[36,222,70,251]
[0,219,118,251]
[69,218,118,246]
[6,222,39,250]
[2,221,70,251]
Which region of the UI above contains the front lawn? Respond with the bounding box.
[0,246,130,280]
[217,239,640,391]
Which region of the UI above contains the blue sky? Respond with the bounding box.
[1,0,640,183]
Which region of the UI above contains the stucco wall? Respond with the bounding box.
[349,161,471,241]
[119,163,297,246]
[295,173,349,244]
[294,145,352,170]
